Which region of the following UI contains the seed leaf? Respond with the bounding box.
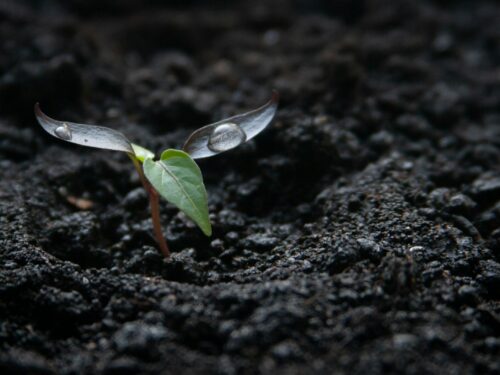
[34,103,134,154]
[143,149,212,236]
[131,143,155,162]
[183,91,279,159]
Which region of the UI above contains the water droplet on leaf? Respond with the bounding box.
[207,123,246,152]
[54,122,72,140]
[35,103,134,153]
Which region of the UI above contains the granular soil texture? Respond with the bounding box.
[0,0,499,374]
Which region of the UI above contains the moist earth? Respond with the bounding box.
[0,0,499,374]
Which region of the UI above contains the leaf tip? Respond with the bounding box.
[203,223,213,237]
[34,102,43,118]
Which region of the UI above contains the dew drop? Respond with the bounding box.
[207,123,247,153]
[54,122,72,140]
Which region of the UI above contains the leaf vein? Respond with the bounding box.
[157,160,204,221]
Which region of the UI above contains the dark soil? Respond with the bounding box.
[1,0,499,374]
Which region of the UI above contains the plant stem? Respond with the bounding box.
[129,155,171,258]
[147,187,170,257]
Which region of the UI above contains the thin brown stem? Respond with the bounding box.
[147,187,170,257]
[129,155,171,258]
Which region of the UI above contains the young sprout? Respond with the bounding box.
[35,92,279,258]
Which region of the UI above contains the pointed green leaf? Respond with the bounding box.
[131,143,155,162]
[143,149,212,236]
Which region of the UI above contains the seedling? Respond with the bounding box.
[35,92,278,258]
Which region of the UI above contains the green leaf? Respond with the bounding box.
[143,149,212,236]
[131,143,155,162]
